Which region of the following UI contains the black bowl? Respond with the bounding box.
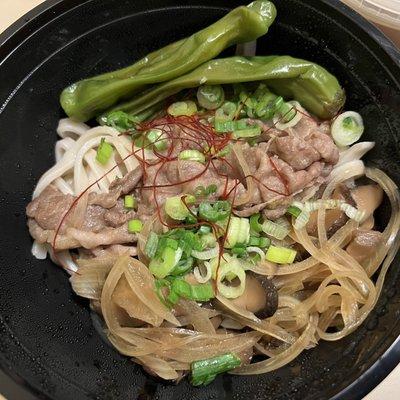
[1,1,400,399]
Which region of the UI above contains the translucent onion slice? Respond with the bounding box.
[231,314,318,375]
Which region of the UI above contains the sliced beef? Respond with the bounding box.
[27,186,138,250]
[109,166,143,194]
[272,117,339,171]
[88,190,121,208]
[137,159,246,219]
[103,200,136,227]
[273,130,338,171]
[26,186,74,231]
[27,115,339,249]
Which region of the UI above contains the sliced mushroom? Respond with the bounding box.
[307,185,355,236]
[351,184,383,223]
[346,230,383,264]
[230,274,278,319]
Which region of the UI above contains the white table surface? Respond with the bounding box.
[0,1,398,399]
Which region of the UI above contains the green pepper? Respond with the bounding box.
[60,1,277,121]
[111,55,345,120]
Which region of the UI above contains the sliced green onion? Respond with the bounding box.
[254,92,277,118]
[198,225,211,235]
[262,219,290,240]
[124,195,136,209]
[224,217,250,248]
[194,185,206,197]
[167,279,192,302]
[179,149,205,164]
[279,102,297,123]
[265,245,296,264]
[192,245,219,260]
[165,195,195,221]
[249,253,262,264]
[147,128,168,151]
[296,199,342,213]
[246,246,265,260]
[206,184,217,195]
[239,92,257,112]
[198,201,231,222]
[185,214,198,224]
[253,83,270,100]
[190,282,214,301]
[191,353,241,386]
[331,111,364,146]
[154,278,171,305]
[214,119,248,133]
[145,232,159,258]
[96,138,113,165]
[215,101,237,122]
[194,261,212,284]
[200,232,217,248]
[197,85,225,110]
[127,219,143,233]
[180,230,202,256]
[215,145,231,157]
[167,101,197,116]
[170,256,194,276]
[256,95,283,120]
[232,125,261,139]
[340,203,365,222]
[165,238,179,250]
[166,289,180,305]
[168,278,214,304]
[133,135,149,149]
[273,101,303,130]
[231,245,247,257]
[248,236,270,248]
[250,213,263,234]
[99,110,138,131]
[217,258,246,299]
[293,210,310,230]
[215,120,235,132]
[149,247,182,279]
[287,205,302,218]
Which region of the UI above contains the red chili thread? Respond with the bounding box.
[50,109,293,275]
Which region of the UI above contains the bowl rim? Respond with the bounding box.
[0,1,399,400]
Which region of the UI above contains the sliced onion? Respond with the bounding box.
[31,240,48,260]
[337,141,375,166]
[328,160,365,183]
[71,256,115,300]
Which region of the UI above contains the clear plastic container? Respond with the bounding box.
[342,0,400,46]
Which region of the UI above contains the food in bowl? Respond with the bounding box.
[25,1,400,385]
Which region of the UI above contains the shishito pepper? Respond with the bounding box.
[105,56,345,120]
[60,1,277,121]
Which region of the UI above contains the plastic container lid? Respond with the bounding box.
[342,0,400,30]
